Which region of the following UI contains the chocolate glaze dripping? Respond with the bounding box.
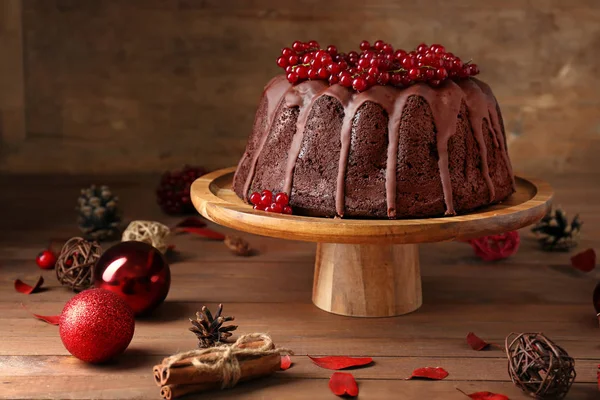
[457,79,496,202]
[255,75,513,217]
[242,75,293,200]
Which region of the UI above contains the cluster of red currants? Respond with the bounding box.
[276,40,479,92]
[249,190,293,214]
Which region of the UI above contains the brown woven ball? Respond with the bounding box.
[505,332,576,399]
[56,237,102,292]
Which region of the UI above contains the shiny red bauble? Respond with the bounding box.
[36,249,57,269]
[59,288,135,363]
[93,241,171,315]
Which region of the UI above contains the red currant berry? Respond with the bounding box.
[339,72,353,87]
[435,67,448,80]
[296,65,309,79]
[430,44,446,54]
[390,73,402,86]
[269,202,283,213]
[308,68,318,79]
[287,72,299,83]
[338,60,348,70]
[282,47,294,57]
[302,54,312,64]
[374,40,385,50]
[382,43,394,54]
[260,190,273,206]
[352,77,368,92]
[365,74,377,86]
[370,58,382,68]
[468,63,479,75]
[452,59,463,71]
[288,55,299,65]
[308,40,320,49]
[348,51,359,59]
[282,205,293,215]
[408,68,422,81]
[377,71,390,85]
[429,79,442,87]
[416,43,429,53]
[401,74,412,86]
[318,67,329,79]
[367,67,379,76]
[328,62,342,74]
[275,192,289,205]
[458,66,470,78]
[394,49,407,61]
[400,55,414,69]
[36,249,57,269]
[253,204,266,211]
[285,65,293,74]
[292,41,304,52]
[424,68,435,80]
[329,74,340,85]
[348,67,359,75]
[327,45,338,56]
[359,40,371,51]
[249,192,261,205]
[276,56,288,68]
[358,58,370,68]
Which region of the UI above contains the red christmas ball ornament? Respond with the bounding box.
[593,282,600,325]
[467,231,520,261]
[93,241,170,315]
[59,288,135,363]
[36,249,57,269]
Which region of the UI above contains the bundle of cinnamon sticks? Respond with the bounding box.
[153,334,291,400]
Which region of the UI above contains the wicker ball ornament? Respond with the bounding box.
[56,237,102,292]
[122,220,170,254]
[506,332,575,399]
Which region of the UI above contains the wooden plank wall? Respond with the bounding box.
[0,0,599,174]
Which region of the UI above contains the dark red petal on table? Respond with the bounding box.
[597,364,600,391]
[14,276,44,294]
[175,227,226,240]
[308,355,373,370]
[280,355,292,370]
[466,332,490,351]
[571,248,596,272]
[328,372,358,397]
[458,389,509,400]
[173,217,207,228]
[406,367,449,380]
[21,304,60,325]
[467,231,519,261]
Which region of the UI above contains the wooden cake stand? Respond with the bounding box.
[191,167,553,318]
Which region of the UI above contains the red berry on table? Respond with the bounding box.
[352,77,368,92]
[359,40,370,51]
[276,56,288,68]
[36,249,57,269]
[275,192,289,205]
[282,205,293,215]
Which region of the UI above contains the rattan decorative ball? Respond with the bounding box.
[121,220,170,254]
[505,332,576,399]
[56,237,102,292]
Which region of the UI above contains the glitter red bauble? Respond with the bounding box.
[93,241,171,315]
[59,288,135,363]
[467,231,520,261]
[36,249,57,269]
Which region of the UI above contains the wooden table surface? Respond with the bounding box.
[0,173,598,399]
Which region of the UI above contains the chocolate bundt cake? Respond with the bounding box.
[232,41,515,219]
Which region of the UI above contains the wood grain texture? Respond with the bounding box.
[0,172,597,399]
[313,243,422,317]
[0,0,598,173]
[0,0,26,145]
[191,168,553,244]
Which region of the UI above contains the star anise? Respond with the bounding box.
[189,304,237,348]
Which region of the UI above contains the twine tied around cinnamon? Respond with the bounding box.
[162,333,293,389]
[122,220,170,254]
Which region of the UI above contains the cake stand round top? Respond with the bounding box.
[191,167,553,245]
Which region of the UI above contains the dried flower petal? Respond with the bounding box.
[21,304,60,325]
[328,372,358,397]
[175,227,226,240]
[467,332,491,351]
[571,248,596,272]
[308,355,373,370]
[467,231,519,261]
[174,217,207,229]
[406,367,449,380]
[14,276,44,294]
[280,355,292,370]
[457,388,509,400]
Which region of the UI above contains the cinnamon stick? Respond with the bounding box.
[161,383,215,400]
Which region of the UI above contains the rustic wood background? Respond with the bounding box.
[0,0,599,174]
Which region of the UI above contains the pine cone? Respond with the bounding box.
[156,165,207,215]
[77,185,121,241]
[532,208,582,251]
[189,304,237,348]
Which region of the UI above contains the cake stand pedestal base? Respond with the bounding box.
[313,243,421,317]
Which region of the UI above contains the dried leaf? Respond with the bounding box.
[406,367,449,380]
[14,276,44,294]
[174,217,207,228]
[21,305,60,325]
[224,235,252,256]
[308,355,373,370]
[571,248,596,272]
[280,355,292,370]
[457,388,509,400]
[328,372,358,397]
[467,332,491,351]
[175,227,226,240]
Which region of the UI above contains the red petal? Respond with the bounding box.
[571,248,596,272]
[467,231,520,261]
[21,305,60,325]
[280,355,292,370]
[597,364,600,391]
[173,217,207,228]
[308,355,373,370]
[14,276,44,294]
[407,367,449,380]
[466,332,490,351]
[463,391,509,400]
[328,372,358,397]
[176,227,226,240]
